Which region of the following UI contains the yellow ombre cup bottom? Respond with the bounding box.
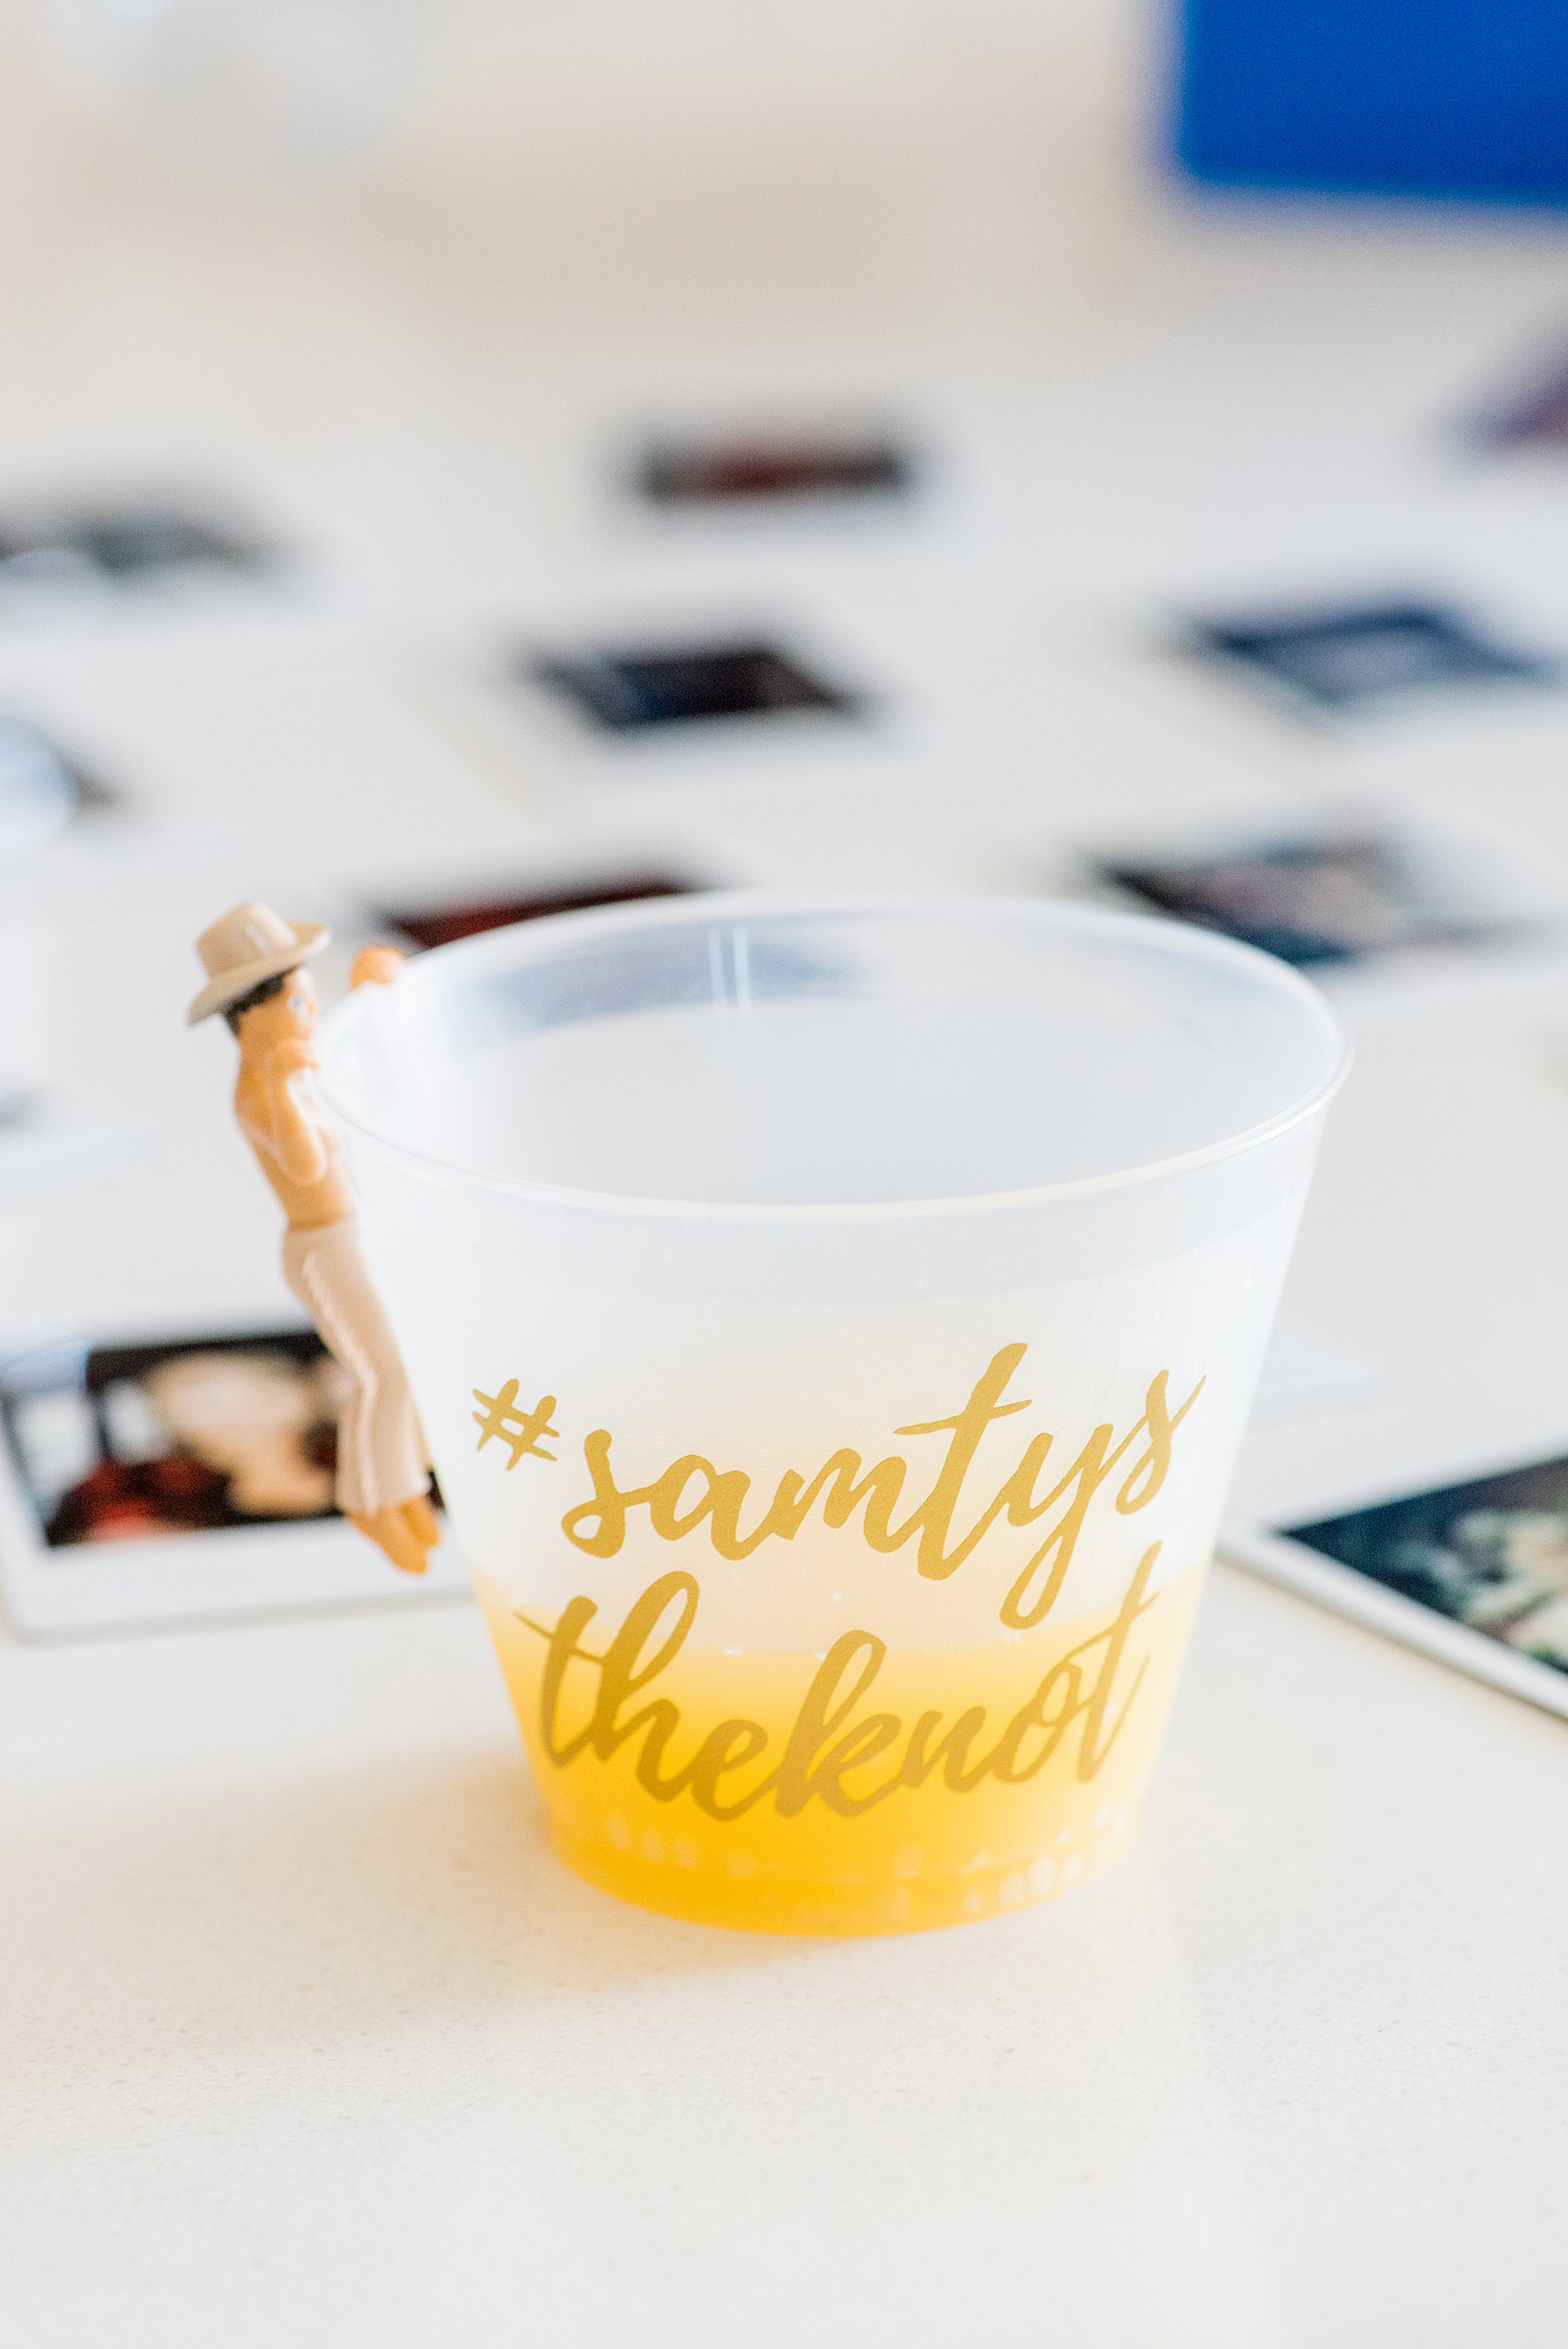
[477,1562,1205,1936]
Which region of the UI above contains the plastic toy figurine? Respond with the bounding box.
[187,902,438,1575]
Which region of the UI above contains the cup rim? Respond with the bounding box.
[318,888,1352,1222]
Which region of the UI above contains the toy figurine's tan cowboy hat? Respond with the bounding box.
[186,901,330,1026]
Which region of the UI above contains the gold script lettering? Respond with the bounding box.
[551,1344,1200,1634]
[997,1377,1203,1628]
[521,1548,1166,1826]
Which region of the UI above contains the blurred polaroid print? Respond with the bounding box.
[524,637,863,734]
[1289,1458,1568,1675]
[1093,826,1550,977]
[632,432,916,509]
[1228,1450,1568,1723]
[374,866,705,951]
[0,1322,465,1637]
[0,495,279,608]
[1466,342,1568,452]
[7,1329,344,1548]
[1180,598,1562,719]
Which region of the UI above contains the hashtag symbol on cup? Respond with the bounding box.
[471,1378,560,1469]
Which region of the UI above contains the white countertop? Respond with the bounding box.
[8,1564,1567,2348]
[4,6,1568,2341]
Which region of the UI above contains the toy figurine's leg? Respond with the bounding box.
[401,1495,440,1547]
[282,1218,438,1574]
[350,1504,432,1576]
[353,1494,442,1575]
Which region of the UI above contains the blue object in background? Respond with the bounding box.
[1177,0,1568,208]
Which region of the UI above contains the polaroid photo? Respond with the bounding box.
[372,865,708,952]
[426,602,920,805]
[1465,341,1568,452]
[631,432,917,509]
[1225,1444,1568,1722]
[0,495,280,607]
[523,636,865,736]
[1179,598,1562,721]
[0,1316,466,1638]
[1090,826,1546,972]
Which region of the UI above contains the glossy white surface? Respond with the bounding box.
[4,3,1568,2341]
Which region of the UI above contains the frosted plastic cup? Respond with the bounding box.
[319,892,1348,1936]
